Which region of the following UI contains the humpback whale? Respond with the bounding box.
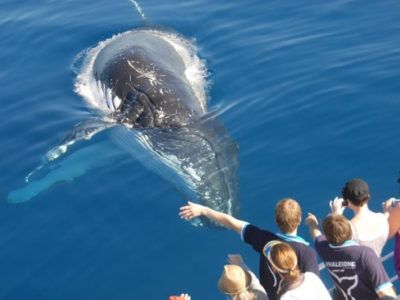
[8,29,239,220]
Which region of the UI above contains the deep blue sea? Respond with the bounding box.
[1,0,400,299]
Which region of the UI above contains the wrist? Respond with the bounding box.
[202,206,210,216]
[333,207,344,214]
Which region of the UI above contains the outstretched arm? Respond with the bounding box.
[305,213,322,240]
[179,201,247,234]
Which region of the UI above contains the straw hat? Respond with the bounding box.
[218,265,252,295]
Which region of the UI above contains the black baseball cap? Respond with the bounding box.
[341,178,370,205]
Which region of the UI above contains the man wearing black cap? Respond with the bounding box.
[330,178,389,257]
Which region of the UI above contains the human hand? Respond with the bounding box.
[382,197,396,214]
[329,197,346,215]
[179,201,205,220]
[227,254,243,266]
[305,213,319,227]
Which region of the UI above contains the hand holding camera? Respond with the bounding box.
[329,196,346,215]
[382,198,400,214]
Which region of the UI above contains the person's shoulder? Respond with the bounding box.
[313,234,328,246]
[289,241,312,252]
[312,235,329,254]
[288,238,315,251]
[290,240,318,259]
[302,272,324,288]
[373,211,386,217]
[304,271,321,282]
[372,211,389,222]
[245,224,278,238]
[377,212,390,228]
[341,243,377,263]
[357,243,380,259]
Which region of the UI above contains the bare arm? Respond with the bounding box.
[179,201,247,234]
[305,213,322,240]
[227,254,250,270]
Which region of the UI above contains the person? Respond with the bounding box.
[168,294,191,300]
[218,254,269,300]
[396,233,400,281]
[382,197,400,280]
[396,234,400,281]
[305,212,397,299]
[329,178,389,257]
[263,240,331,300]
[179,198,319,300]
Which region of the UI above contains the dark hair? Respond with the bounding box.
[341,178,370,207]
[322,214,352,246]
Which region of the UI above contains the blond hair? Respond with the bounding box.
[323,214,352,246]
[269,242,301,281]
[275,198,302,233]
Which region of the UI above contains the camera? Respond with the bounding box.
[391,198,400,207]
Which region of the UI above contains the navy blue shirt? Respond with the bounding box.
[315,235,392,300]
[242,224,319,300]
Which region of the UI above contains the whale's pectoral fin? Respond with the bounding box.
[8,118,123,204]
[43,117,116,164]
[7,140,126,203]
[108,119,239,226]
[24,117,116,185]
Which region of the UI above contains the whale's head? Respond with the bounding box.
[76,29,208,129]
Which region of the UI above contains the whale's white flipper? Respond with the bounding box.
[8,141,125,203]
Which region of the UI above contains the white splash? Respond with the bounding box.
[129,0,146,21]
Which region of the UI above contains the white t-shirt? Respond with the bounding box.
[280,272,331,300]
[248,271,269,300]
[350,212,389,257]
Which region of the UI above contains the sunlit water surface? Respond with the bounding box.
[1,0,400,299]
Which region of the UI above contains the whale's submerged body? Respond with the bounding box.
[8,29,239,220]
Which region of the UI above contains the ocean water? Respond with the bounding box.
[1,0,400,299]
